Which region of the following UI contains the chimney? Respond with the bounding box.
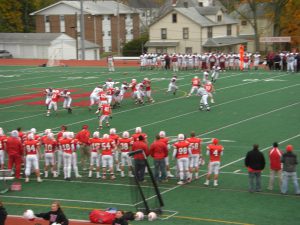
[172,0,177,7]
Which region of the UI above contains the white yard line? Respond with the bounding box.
[0,195,134,207]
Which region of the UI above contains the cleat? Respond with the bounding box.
[167,174,175,178]
[111,175,116,180]
[204,180,209,186]
[25,177,29,183]
[102,176,106,180]
[177,181,184,185]
[37,177,43,183]
[76,174,82,178]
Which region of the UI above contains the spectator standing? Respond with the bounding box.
[6,130,23,179]
[281,145,300,195]
[150,134,168,182]
[245,144,266,193]
[268,142,283,190]
[131,135,149,182]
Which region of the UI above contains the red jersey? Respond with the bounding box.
[101,104,111,116]
[204,83,213,93]
[23,140,40,155]
[0,136,7,150]
[43,138,57,154]
[130,82,137,92]
[131,133,148,143]
[99,91,108,102]
[57,130,66,141]
[41,135,48,144]
[186,137,202,154]
[173,141,190,159]
[100,138,115,155]
[207,144,223,162]
[109,134,120,146]
[76,129,90,145]
[142,80,151,91]
[51,91,60,102]
[59,138,73,154]
[70,139,79,152]
[269,147,283,170]
[106,88,115,96]
[118,138,133,153]
[89,138,102,153]
[191,78,201,87]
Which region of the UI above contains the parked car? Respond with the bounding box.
[0,50,13,58]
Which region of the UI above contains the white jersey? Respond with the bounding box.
[197,87,208,96]
[60,91,71,100]
[120,84,128,95]
[45,89,53,97]
[104,81,118,89]
[91,87,102,96]
[170,77,177,85]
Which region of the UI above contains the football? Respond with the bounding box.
[135,211,144,221]
[23,209,35,221]
[148,212,157,221]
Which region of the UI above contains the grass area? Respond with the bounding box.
[0,66,299,225]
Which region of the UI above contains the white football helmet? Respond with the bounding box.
[11,130,18,137]
[68,132,74,138]
[47,133,54,139]
[103,134,109,139]
[122,131,130,138]
[132,79,137,83]
[135,127,142,133]
[44,129,51,135]
[62,132,69,139]
[159,131,166,138]
[30,128,36,134]
[27,133,34,140]
[93,131,100,138]
[177,133,185,141]
[109,128,116,134]
[0,128,4,136]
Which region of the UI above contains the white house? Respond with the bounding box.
[146,0,247,54]
[0,33,99,60]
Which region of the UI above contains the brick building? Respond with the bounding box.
[30,0,140,55]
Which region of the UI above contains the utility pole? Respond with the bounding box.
[80,0,86,60]
[117,0,121,55]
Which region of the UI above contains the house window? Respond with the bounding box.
[108,31,111,36]
[60,15,65,33]
[172,13,177,23]
[217,15,222,22]
[241,20,247,26]
[142,12,145,17]
[183,2,188,8]
[207,27,213,38]
[109,46,112,51]
[227,24,232,36]
[198,2,203,7]
[185,47,192,54]
[183,27,189,39]
[131,29,133,34]
[107,16,110,20]
[161,28,167,39]
[45,15,50,23]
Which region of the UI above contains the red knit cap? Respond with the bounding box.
[286,145,293,152]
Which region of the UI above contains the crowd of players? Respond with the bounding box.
[0,125,225,186]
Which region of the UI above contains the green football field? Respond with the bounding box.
[0,65,299,225]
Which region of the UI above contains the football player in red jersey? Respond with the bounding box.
[88,131,102,178]
[42,132,58,178]
[23,133,42,183]
[0,128,7,169]
[69,132,81,178]
[100,134,116,180]
[109,128,121,172]
[172,134,191,185]
[118,131,134,177]
[59,132,73,181]
[131,127,148,143]
[46,89,60,117]
[187,76,201,97]
[96,102,112,130]
[204,138,224,187]
[186,131,202,180]
[143,78,155,103]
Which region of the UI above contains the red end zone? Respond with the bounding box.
[6,215,110,225]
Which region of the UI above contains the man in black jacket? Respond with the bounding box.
[245,144,266,192]
[281,145,300,195]
[0,201,7,225]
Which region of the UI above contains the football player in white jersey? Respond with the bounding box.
[197,86,210,111]
[166,75,178,95]
[60,89,72,114]
[103,78,119,89]
[89,85,102,111]
[253,52,261,70]
[44,87,53,109]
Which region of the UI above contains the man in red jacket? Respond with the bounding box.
[150,134,168,182]
[132,135,149,182]
[6,130,23,179]
[268,142,283,190]
[76,125,90,170]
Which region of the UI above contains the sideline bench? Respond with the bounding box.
[0,169,14,194]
